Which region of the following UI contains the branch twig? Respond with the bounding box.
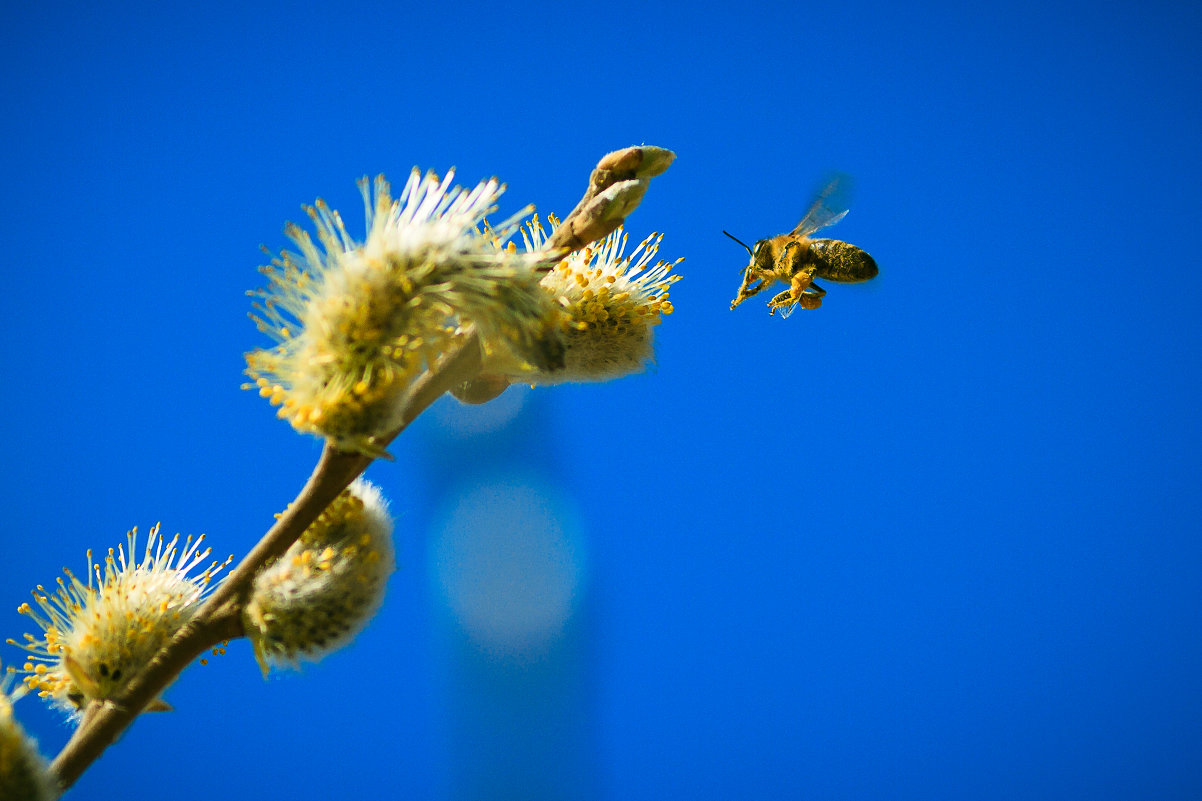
[46,144,673,792]
[545,145,675,255]
[49,335,483,790]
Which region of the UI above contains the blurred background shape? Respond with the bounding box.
[423,395,596,801]
[430,476,587,659]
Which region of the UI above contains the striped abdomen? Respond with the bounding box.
[807,238,879,283]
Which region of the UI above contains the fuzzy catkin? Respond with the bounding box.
[243,479,395,673]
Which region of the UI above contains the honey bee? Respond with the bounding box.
[727,175,878,316]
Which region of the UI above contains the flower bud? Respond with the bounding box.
[450,373,512,405]
[243,479,395,674]
[595,145,675,178]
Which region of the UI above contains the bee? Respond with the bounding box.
[726,175,878,316]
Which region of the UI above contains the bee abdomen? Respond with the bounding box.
[808,239,878,283]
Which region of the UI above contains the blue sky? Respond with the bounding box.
[2,1,1200,799]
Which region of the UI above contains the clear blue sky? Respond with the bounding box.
[2,2,1200,799]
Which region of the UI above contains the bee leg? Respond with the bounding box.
[756,241,808,314]
[768,272,825,315]
[731,271,767,310]
[776,266,818,311]
[766,288,794,316]
[796,280,825,310]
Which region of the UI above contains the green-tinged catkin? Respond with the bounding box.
[0,666,57,800]
[244,479,395,674]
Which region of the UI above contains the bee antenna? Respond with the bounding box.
[722,230,753,256]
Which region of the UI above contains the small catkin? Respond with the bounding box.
[0,673,57,801]
[477,219,682,386]
[243,479,395,674]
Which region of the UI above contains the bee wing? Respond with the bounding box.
[790,174,852,238]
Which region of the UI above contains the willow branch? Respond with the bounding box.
[49,335,483,791]
[49,610,243,790]
[47,144,672,791]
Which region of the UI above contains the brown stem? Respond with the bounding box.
[545,145,675,255]
[49,609,244,790]
[47,447,367,791]
[49,334,483,791]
